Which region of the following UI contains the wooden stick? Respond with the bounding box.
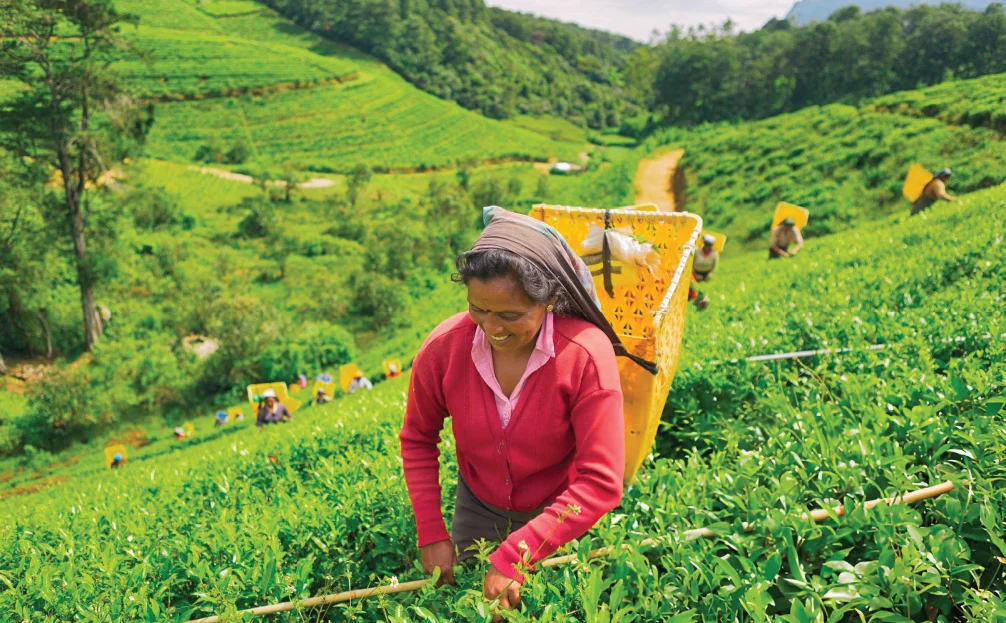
[184,480,958,623]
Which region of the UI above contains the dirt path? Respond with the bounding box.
[190,166,336,189]
[633,149,684,211]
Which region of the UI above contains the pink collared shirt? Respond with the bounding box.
[471,312,555,429]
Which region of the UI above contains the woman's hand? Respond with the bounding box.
[483,565,521,616]
[420,540,456,585]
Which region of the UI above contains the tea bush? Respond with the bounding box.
[3,185,1004,621]
[642,97,1006,247]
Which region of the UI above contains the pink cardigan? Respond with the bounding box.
[399,312,624,579]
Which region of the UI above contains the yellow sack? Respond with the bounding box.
[772,202,810,230]
[700,230,727,252]
[105,445,128,469]
[903,163,934,202]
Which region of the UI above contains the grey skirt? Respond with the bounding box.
[452,476,546,561]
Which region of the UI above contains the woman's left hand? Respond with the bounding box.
[483,565,521,617]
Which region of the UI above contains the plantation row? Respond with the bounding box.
[870,72,1006,135]
[644,101,1006,246]
[113,25,357,99]
[5,182,1004,621]
[145,74,576,172]
[108,5,581,172]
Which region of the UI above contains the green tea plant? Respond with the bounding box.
[870,72,1006,136]
[2,184,1004,622]
[642,100,1006,247]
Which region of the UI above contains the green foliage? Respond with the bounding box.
[236,196,280,239]
[16,366,112,451]
[651,4,1006,125]
[260,0,636,125]
[870,71,1006,135]
[257,323,356,381]
[2,184,1005,618]
[643,101,1006,245]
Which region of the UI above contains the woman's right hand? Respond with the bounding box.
[420,540,457,585]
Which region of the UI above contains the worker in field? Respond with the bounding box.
[692,234,719,281]
[111,452,125,468]
[912,168,956,215]
[400,206,631,616]
[174,427,186,439]
[769,218,803,259]
[687,275,710,311]
[256,389,292,428]
[387,362,401,378]
[312,387,332,406]
[348,373,373,393]
[215,410,228,427]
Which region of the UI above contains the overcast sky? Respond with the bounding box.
[486,0,797,42]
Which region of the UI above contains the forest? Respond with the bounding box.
[644,3,1006,125]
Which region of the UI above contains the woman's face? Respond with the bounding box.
[265,397,276,408]
[467,276,547,355]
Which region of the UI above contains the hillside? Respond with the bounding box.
[2,178,1003,621]
[642,79,1006,245]
[110,1,580,172]
[787,0,997,24]
[260,0,637,126]
[1,0,635,458]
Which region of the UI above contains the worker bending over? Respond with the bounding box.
[769,218,803,260]
[912,168,956,215]
[348,373,372,393]
[693,234,719,281]
[256,389,292,428]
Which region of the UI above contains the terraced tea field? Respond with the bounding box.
[646,96,1006,245]
[112,2,578,172]
[3,184,1004,621]
[870,72,1006,134]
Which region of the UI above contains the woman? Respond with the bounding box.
[692,234,719,281]
[400,206,633,613]
[256,389,291,428]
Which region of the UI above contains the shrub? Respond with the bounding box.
[17,366,113,452]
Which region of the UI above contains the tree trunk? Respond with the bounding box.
[38,309,53,360]
[0,351,6,375]
[57,148,103,352]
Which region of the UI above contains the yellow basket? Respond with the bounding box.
[530,204,702,484]
[104,444,128,469]
[383,360,403,378]
[903,163,933,202]
[227,407,244,422]
[772,202,809,230]
[246,382,302,414]
[339,363,365,392]
[312,379,336,398]
[700,230,727,252]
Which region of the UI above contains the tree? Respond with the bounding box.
[0,0,148,352]
[346,164,372,206]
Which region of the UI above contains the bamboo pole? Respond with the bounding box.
[184,480,958,623]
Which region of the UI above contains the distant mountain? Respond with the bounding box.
[787,0,996,24]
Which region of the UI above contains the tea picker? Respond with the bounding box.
[907,166,956,215]
[401,205,697,613]
[769,202,809,260]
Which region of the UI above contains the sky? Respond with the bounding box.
[486,0,797,42]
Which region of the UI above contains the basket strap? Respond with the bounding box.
[601,210,615,298]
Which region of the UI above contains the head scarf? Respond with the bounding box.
[470,206,657,374]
